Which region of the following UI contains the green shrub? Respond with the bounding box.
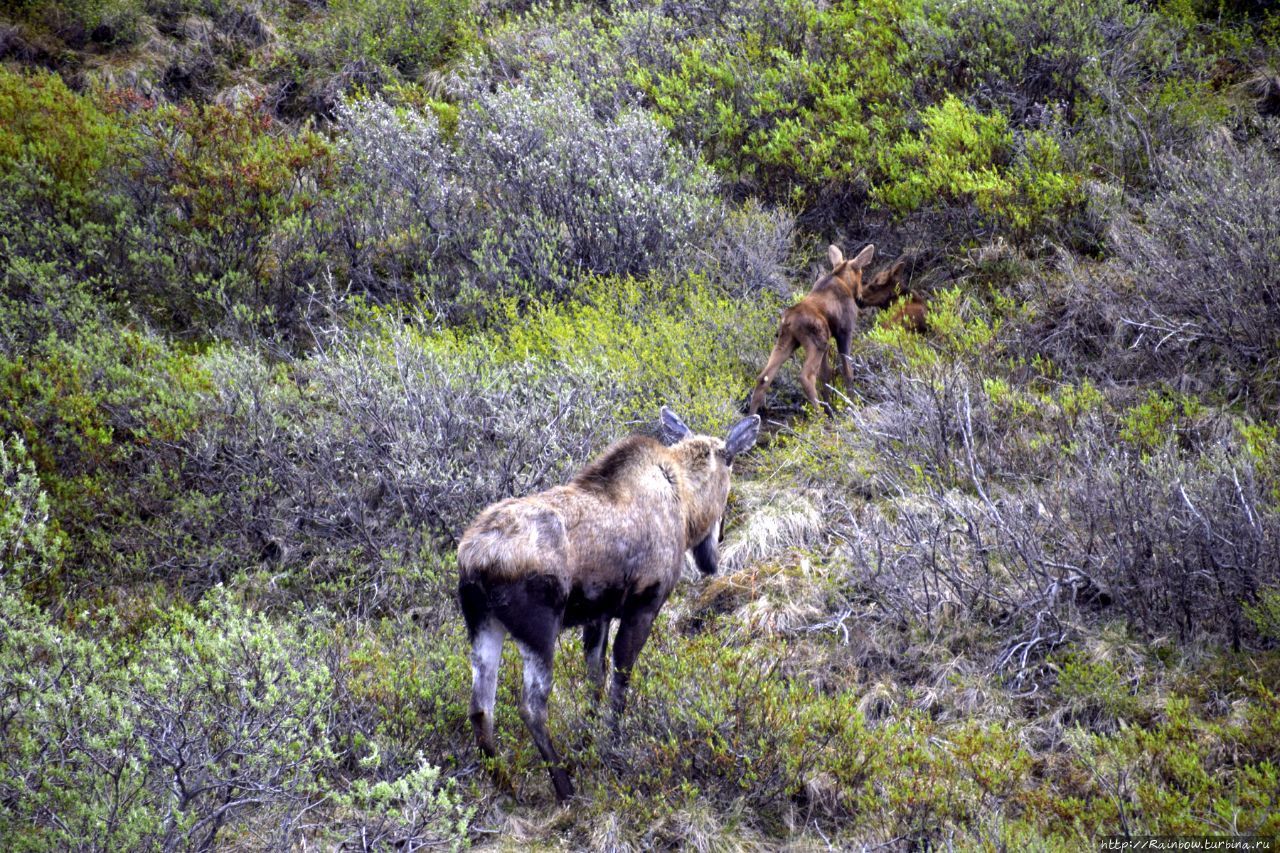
[11,0,145,47]
[1052,646,1145,729]
[910,0,1115,124]
[0,67,120,214]
[873,95,1081,238]
[499,275,777,430]
[308,0,474,80]
[0,586,342,850]
[330,617,472,774]
[117,100,337,338]
[633,0,919,210]
[327,755,473,849]
[0,436,66,593]
[1118,388,1205,454]
[0,258,212,598]
[1046,690,1280,837]
[1244,587,1280,643]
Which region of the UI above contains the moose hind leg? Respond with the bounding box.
[799,343,833,417]
[748,336,797,416]
[517,641,574,802]
[468,620,505,761]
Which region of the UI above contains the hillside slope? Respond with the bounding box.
[2,0,1279,848]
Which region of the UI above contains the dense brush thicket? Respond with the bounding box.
[2,0,1279,847]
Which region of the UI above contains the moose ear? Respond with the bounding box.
[866,265,891,290]
[724,415,761,459]
[889,259,906,283]
[850,243,876,270]
[827,244,845,269]
[659,406,693,445]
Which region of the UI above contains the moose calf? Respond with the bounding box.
[859,259,928,333]
[457,407,760,802]
[748,243,875,416]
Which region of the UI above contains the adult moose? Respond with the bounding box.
[747,243,876,417]
[457,407,761,802]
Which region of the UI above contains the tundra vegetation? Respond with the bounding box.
[1,0,1279,848]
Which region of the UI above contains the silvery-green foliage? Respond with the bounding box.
[456,79,720,293]
[1024,132,1280,405]
[336,78,722,309]
[0,587,341,851]
[707,197,795,299]
[332,97,474,300]
[0,588,146,852]
[176,316,622,615]
[1110,133,1280,397]
[129,590,336,850]
[0,436,64,591]
[327,754,472,850]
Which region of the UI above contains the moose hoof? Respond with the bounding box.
[552,770,575,804]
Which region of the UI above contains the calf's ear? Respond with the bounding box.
[888,259,906,284]
[827,244,844,269]
[850,243,876,270]
[724,415,761,459]
[659,406,693,445]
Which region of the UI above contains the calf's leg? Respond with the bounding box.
[748,334,797,416]
[836,326,855,397]
[799,341,832,417]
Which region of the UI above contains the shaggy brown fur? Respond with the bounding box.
[747,243,876,416]
[859,258,928,333]
[457,407,759,803]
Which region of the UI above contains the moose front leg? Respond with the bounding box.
[608,606,659,733]
[582,618,610,705]
[836,324,855,393]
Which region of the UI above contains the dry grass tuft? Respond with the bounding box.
[721,483,826,574]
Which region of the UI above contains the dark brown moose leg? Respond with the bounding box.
[835,326,855,399]
[799,342,833,417]
[748,334,798,416]
[582,618,610,705]
[608,606,659,732]
[516,640,575,803]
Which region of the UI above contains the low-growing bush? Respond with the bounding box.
[0,587,342,850]
[150,309,620,612]
[873,95,1082,241]
[750,288,1279,684]
[333,83,723,314]
[11,0,145,48]
[499,275,776,429]
[632,0,916,213]
[0,436,66,593]
[0,258,212,599]
[0,66,119,208]
[113,98,337,338]
[909,0,1108,126]
[1109,133,1280,404]
[1022,131,1280,409]
[308,0,474,81]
